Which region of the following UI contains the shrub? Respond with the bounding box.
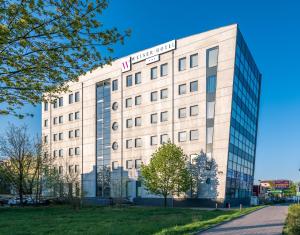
[285,204,300,234]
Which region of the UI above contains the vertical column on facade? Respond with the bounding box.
[81,82,84,199]
[120,71,124,199]
[205,47,219,162]
[171,51,175,143]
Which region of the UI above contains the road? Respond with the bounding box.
[198,205,288,235]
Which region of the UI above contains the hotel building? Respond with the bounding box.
[42,24,261,206]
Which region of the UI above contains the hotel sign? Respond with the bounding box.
[121,40,176,72]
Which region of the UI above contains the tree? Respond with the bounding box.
[0,0,130,118]
[140,141,190,207]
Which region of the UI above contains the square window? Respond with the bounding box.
[112,79,118,91]
[126,119,133,128]
[59,166,63,174]
[160,134,168,144]
[53,99,58,108]
[126,139,133,149]
[59,132,63,140]
[151,113,158,124]
[135,95,142,105]
[126,98,132,108]
[190,105,199,116]
[178,57,186,71]
[44,119,48,127]
[75,147,80,155]
[75,129,80,137]
[135,159,142,169]
[69,94,74,104]
[126,75,132,87]
[59,149,64,157]
[178,131,187,142]
[59,115,63,124]
[190,129,199,140]
[150,136,158,145]
[207,76,216,93]
[126,160,133,169]
[160,63,168,76]
[135,138,142,147]
[135,72,142,84]
[44,135,48,143]
[190,80,198,92]
[69,148,74,156]
[69,130,74,138]
[69,113,74,121]
[207,48,219,68]
[151,67,157,80]
[160,88,168,99]
[53,117,58,125]
[190,53,198,68]
[112,161,119,170]
[151,91,158,101]
[178,108,187,118]
[44,102,48,111]
[178,84,186,95]
[75,111,80,120]
[59,97,63,107]
[207,102,215,119]
[207,127,213,143]
[53,134,57,141]
[53,150,57,158]
[160,111,168,122]
[75,92,80,102]
[135,117,142,126]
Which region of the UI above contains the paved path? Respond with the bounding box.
[198,205,288,235]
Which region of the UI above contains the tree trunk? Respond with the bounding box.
[164,195,167,207]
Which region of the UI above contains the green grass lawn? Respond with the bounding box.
[0,205,262,235]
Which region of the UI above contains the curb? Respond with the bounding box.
[194,205,267,234]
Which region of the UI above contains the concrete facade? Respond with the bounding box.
[42,24,261,205]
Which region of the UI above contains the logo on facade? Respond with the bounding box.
[121,40,176,72]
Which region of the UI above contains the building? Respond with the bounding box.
[42,24,262,206]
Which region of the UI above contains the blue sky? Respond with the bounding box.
[1,0,300,182]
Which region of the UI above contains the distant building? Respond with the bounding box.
[42,24,262,206]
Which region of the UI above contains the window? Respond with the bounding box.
[112,142,118,150]
[69,148,74,156]
[151,67,157,79]
[190,80,198,92]
[135,117,142,126]
[160,134,168,144]
[160,63,168,76]
[151,113,158,124]
[207,102,215,119]
[150,136,158,145]
[44,102,48,111]
[44,135,48,143]
[135,72,141,84]
[59,166,63,174]
[178,84,186,95]
[190,105,199,116]
[112,161,119,170]
[178,108,187,118]
[126,160,133,169]
[135,159,142,169]
[207,47,219,68]
[112,122,118,131]
[126,118,133,128]
[75,111,80,120]
[126,139,133,149]
[178,57,186,71]
[53,99,58,108]
[125,98,132,108]
[190,129,199,140]
[75,129,80,137]
[53,134,57,141]
[207,75,216,92]
[160,111,168,122]
[178,131,187,142]
[75,165,79,173]
[135,138,142,147]
[75,147,80,155]
[160,88,168,99]
[69,130,74,138]
[75,92,80,102]
[69,165,73,174]
[206,127,213,144]
[53,150,57,158]
[151,91,158,101]
[112,79,118,91]
[112,102,118,111]
[69,113,74,121]
[135,95,142,105]
[59,97,63,107]
[59,132,63,140]
[190,53,198,68]
[59,149,64,157]
[44,119,48,127]
[53,117,58,125]
[69,94,74,104]
[126,75,132,87]
[59,115,63,124]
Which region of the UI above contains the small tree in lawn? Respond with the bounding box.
[141,141,190,207]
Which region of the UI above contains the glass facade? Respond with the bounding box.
[96,80,111,197]
[226,30,261,200]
